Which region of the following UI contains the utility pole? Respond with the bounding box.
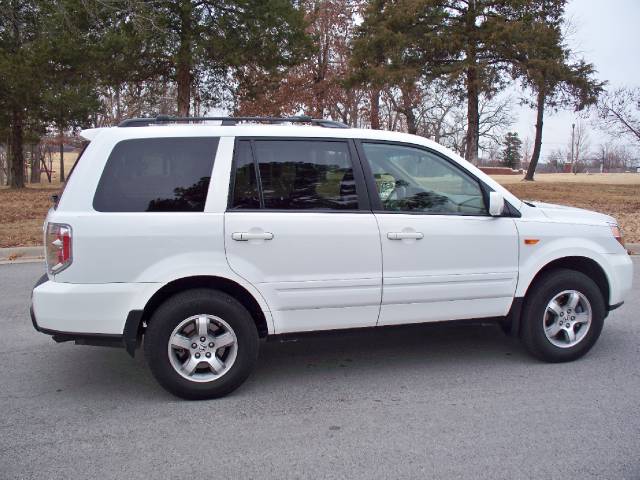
[570,123,575,174]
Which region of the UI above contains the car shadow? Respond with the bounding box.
[36,321,529,402]
[248,321,527,384]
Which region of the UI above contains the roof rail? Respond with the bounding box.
[117,115,350,129]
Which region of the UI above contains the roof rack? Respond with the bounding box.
[118,115,350,129]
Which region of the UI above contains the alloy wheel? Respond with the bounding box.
[543,290,592,348]
[167,314,238,382]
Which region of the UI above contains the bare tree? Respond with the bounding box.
[410,82,514,159]
[596,143,638,172]
[547,148,567,172]
[96,81,178,127]
[596,87,640,144]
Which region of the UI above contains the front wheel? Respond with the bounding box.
[520,269,605,362]
[144,289,259,400]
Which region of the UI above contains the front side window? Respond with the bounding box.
[93,137,219,212]
[361,142,487,215]
[230,139,359,210]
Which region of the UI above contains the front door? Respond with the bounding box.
[225,138,382,334]
[358,141,519,326]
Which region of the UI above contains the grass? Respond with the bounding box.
[1,172,639,248]
[0,187,57,247]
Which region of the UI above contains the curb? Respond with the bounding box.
[0,246,44,265]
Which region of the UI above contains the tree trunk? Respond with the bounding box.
[401,87,417,135]
[405,109,417,135]
[464,0,480,165]
[0,141,6,186]
[6,136,12,186]
[524,89,545,181]
[31,144,41,183]
[45,147,52,183]
[465,66,479,165]
[59,128,65,183]
[369,88,380,129]
[9,108,25,189]
[176,1,193,116]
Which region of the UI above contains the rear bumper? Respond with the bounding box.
[31,302,123,347]
[30,274,125,347]
[31,276,158,334]
[31,275,159,355]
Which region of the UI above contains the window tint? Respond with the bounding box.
[231,140,359,210]
[362,142,486,215]
[93,137,218,212]
[231,140,260,209]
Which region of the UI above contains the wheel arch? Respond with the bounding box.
[523,256,610,308]
[124,275,270,357]
[507,255,611,338]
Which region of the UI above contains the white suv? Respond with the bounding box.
[31,116,633,399]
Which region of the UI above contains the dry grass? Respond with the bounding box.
[1,172,639,248]
[493,172,640,185]
[0,187,57,247]
[0,151,78,247]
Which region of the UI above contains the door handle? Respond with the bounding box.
[232,232,274,241]
[387,232,424,240]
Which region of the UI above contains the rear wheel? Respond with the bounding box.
[520,269,605,362]
[144,289,259,399]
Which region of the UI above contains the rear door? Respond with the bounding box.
[224,138,382,334]
[357,141,519,326]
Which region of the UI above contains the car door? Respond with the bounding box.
[224,138,382,334]
[357,141,519,327]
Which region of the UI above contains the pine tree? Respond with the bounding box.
[352,0,531,164]
[505,0,603,181]
[0,1,310,188]
[122,0,310,116]
[501,132,522,169]
[0,1,46,188]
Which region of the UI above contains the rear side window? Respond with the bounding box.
[93,137,219,212]
[230,139,359,210]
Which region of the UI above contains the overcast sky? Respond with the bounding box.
[510,0,640,158]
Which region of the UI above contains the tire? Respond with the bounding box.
[520,269,605,363]
[144,288,259,400]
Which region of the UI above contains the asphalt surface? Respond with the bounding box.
[1,261,638,480]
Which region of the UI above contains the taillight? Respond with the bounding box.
[45,223,72,274]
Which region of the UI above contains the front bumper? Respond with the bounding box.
[605,253,634,307]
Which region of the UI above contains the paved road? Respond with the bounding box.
[1,261,638,479]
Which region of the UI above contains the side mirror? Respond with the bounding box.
[489,192,505,217]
